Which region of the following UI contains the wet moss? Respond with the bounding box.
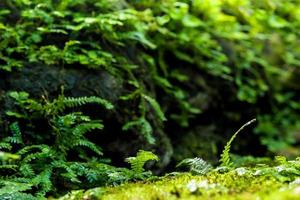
[55,170,300,200]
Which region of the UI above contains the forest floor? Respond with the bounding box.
[55,166,300,200]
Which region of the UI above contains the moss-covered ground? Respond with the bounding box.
[55,168,300,200]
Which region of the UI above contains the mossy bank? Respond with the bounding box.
[56,156,300,200]
[55,172,300,200]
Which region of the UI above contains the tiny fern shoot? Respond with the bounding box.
[220,118,257,167]
[125,150,159,174]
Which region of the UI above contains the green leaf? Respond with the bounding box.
[142,94,167,121]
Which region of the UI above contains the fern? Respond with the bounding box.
[0,142,12,151]
[0,164,18,171]
[120,81,166,145]
[20,146,51,164]
[0,92,115,197]
[125,150,159,174]
[176,157,212,175]
[73,122,104,136]
[0,193,37,200]
[122,117,155,144]
[220,119,257,167]
[60,96,114,110]
[8,122,23,144]
[7,91,114,118]
[142,94,166,122]
[71,140,103,156]
[45,95,114,116]
[19,164,35,177]
[0,180,33,196]
[53,112,104,156]
[31,169,53,197]
[0,151,20,161]
[16,145,49,157]
[52,161,80,183]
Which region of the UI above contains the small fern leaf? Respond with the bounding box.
[177,157,212,175]
[31,169,53,197]
[125,150,159,174]
[0,180,33,196]
[73,122,104,136]
[122,118,155,144]
[63,96,114,110]
[142,94,166,121]
[9,122,23,144]
[20,164,35,177]
[72,140,103,156]
[220,118,256,167]
[0,142,12,151]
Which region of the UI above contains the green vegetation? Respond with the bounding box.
[220,119,257,167]
[1,0,300,199]
[57,156,300,200]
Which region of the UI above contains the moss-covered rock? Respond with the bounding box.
[55,156,300,200]
[55,172,300,200]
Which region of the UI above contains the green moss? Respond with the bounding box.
[55,156,300,199]
[56,170,300,200]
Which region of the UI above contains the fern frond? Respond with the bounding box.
[0,151,20,161]
[31,169,53,197]
[125,150,159,174]
[73,122,104,136]
[17,145,51,163]
[71,140,103,156]
[0,180,33,196]
[86,170,98,183]
[220,119,256,167]
[122,117,155,144]
[142,94,166,121]
[8,122,23,144]
[0,164,18,171]
[51,161,80,183]
[17,145,49,156]
[45,95,114,116]
[19,164,35,177]
[62,96,114,110]
[176,157,212,175]
[0,192,37,200]
[0,142,12,151]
